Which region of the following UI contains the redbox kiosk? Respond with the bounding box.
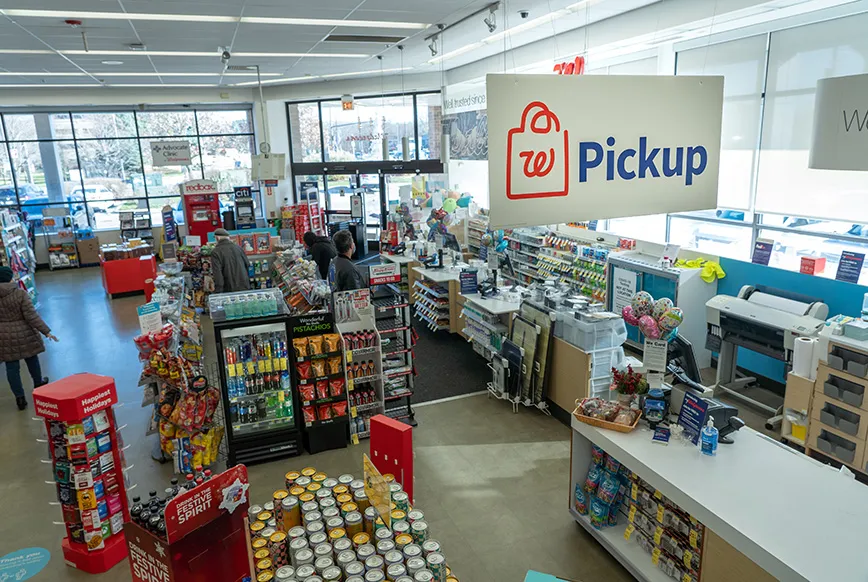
[181,179,222,240]
[124,465,252,582]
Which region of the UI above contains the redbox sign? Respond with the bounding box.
[553,56,585,75]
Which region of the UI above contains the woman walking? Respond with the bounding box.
[0,266,57,410]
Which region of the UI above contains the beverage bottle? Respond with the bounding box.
[185,474,196,491]
[156,520,167,539]
[170,478,180,497]
[164,487,175,502]
[130,496,143,524]
[148,490,157,505]
[148,515,161,533]
[203,469,212,482]
[196,477,204,487]
[139,509,151,527]
[701,419,718,456]
[256,373,264,394]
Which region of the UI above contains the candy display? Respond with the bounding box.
[248,467,460,582]
[273,252,331,315]
[178,244,214,310]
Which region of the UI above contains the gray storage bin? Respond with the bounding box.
[828,345,868,378]
[823,374,865,408]
[815,429,857,464]
[819,402,862,437]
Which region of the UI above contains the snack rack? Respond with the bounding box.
[289,312,349,454]
[42,208,80,270]
[120,209,154,247]
[33,374,131,574]
[335,288,386,442]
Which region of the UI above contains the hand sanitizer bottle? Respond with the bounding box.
[701,418,718,456]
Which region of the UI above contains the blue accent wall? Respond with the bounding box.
[717,257,868,383]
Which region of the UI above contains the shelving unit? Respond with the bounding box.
[120,209,153,247]
[43,209,79,270]
[374,285,416,428]
[0,209,38,304]
[380,253,421,303]
[460,293,520,362]
[467,214,489,258]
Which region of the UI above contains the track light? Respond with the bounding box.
[483,5,498,33]
[428,38,438,57]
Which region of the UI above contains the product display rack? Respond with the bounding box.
[467,214,489,257]
[120,209,154,246]
[412,279,450,331]
[33,374,131,574]
[272,251,331,315]
[375,285,417,427]
[43,209,80,270]
[0,209,38,304]
[461,300,510,362]
[336,290,386,442]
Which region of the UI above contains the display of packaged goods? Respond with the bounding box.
[576,444,704,582]
[100,242,153,260]
[272,252,331,315]
[178,243,214,310]
[209,288,285,322]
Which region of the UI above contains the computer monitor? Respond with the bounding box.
[441,233,461,253]
[667,333,702,384]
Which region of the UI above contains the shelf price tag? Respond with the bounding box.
[689,530,698,549]
[683,550,692,569]
[628,505,636,523]
[653,526,663,546]
[654,489,662,500]
[656,505,664,523]
[346,351,353,363]
[235,363,244,377]
[351,434,359,445]
[651,548,661,566]
[227,365,236,378]
[351,407,357,418]
[258,360,266,373]
[348,379,354,391]
[682,575,691,582]
[246,362,256,375]
[280,357,287,371]
[623,524,635,541]
[630,484,638,501]
[265,359,273,372]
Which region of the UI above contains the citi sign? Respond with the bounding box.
[506,101,708,200]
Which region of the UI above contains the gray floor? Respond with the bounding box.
[0,267,632,582]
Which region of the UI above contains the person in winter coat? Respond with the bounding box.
[328,230,367,292]
[0,266,57,410]
[211,228,251,294]
[303,231,337,280]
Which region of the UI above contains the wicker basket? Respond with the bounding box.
[572,398,641,433]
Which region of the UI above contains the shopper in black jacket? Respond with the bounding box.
[303,231,337,280]
[328,230,366,292]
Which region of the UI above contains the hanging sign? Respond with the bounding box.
[809,73,868,171]
[150,141,192,167]
[486,74,723,229]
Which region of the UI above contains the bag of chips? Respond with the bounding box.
[308,335,324,355]
[597,470,620,505]
[302,406,316,424]
[316,379,329,400]
[299,385,315,402]
[311,359,326,378]
[574,483,588,515]
[591,444,606,465]
[332,401,347,417]
[330,378,345,397]
[585,463,602,495]
[317,403,332,420]
[323,334,341,352]
[328,356,343,375]
[296,361,312,380]
[293,338,309,358]
[589,495,610,530]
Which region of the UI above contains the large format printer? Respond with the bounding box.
[706,285,828,420]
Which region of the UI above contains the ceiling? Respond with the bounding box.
[0,0,655,88]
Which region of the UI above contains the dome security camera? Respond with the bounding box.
[221,50,231,64]
[519,10,529,18]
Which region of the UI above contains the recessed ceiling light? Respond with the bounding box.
[0,48,369,58]
[101,60,124,65]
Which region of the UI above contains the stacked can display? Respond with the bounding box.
[574,445,704,582]
[246,467,460,582]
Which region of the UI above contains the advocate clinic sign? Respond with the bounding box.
[487,74,723,229]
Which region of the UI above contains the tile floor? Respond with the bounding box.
[0,268,632,581]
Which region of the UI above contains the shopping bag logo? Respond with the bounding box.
[506,101,570,199]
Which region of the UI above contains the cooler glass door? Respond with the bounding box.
[220,321,295,438]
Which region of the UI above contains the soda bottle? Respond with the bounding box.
[148,515,161,533]
[156,520,167,539]
[185,474,195,491]
[203,469,212,482]
[170,478,180,497]
[130,496,143,524]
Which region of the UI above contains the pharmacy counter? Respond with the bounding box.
[570,417,868,582]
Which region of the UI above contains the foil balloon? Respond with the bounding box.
[658,307,684,332]
[456,194,472,208]
[481,233,493,247]
[496,240,508,253]
[661,328,679,342]
[631,291,654,317]
[652,297,674,320]
[442,197,458,213]
[621,305,640,326]
[638,315,661,339]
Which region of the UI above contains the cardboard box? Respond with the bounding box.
[784,372,814,415]
[77,237,101,265]
[800,256,826,275]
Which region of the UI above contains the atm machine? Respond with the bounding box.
[180,179,222,240]
[233,186,256,229]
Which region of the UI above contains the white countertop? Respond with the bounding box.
[380,253,419,265]
[572,417,868,582]
[412,265,462,283]
[462,292,522,315]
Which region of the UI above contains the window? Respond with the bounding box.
[668,215,753,259]
[321,96,416,162]
[605,215,667,243]
[288,103,323,163]
[0,107,256,230]
[416,93,442,160]
[756,12,868,222]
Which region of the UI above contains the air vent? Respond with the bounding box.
[324,34,405,44]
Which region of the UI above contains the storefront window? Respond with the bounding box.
[6,140,83,204]
[196,110,252,135]
[3,113,73,141]
[139,136,202,198]
[668,216,753,260]
[321,96,416,162]
[72,112,137,139]
[605,215,667,244]
[149,196,183,226]
[136,110,196,137]
[759,227,868,281]
[200,134,254,192]
[416,93,442,160]
[288,103,323,163]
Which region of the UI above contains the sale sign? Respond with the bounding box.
[487,74,723,229]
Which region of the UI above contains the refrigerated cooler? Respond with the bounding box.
[211,291,301,465]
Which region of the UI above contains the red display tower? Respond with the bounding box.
[180,179,223,240]
[370,414,414,503]
[33,373,130,574]
[124,465,252,582]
